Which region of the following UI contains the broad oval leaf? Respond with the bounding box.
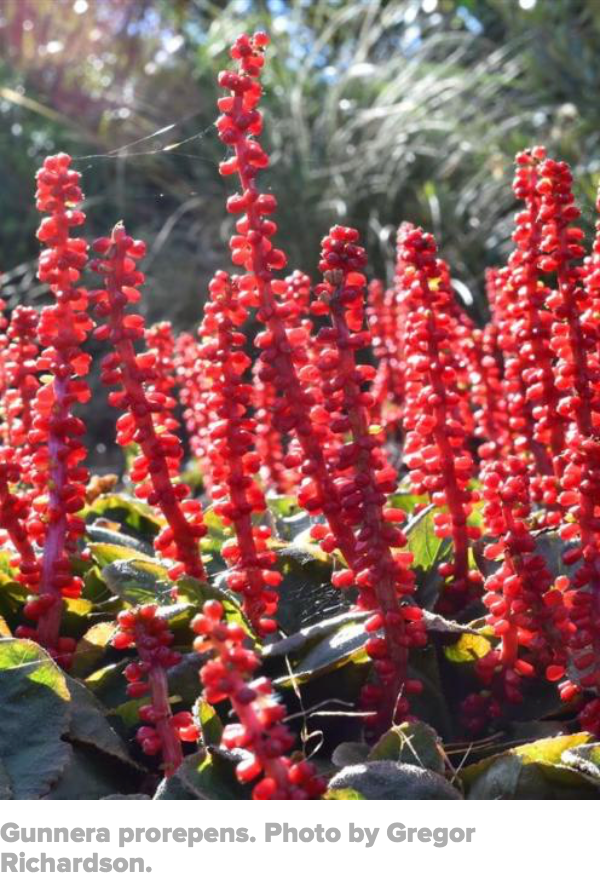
[0,639,72,799]
[369,721,446,773]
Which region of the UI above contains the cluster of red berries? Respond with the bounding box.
[112,604,198,776]
[509,149,565,469]
[310,226,427,730]
[464,324,510,462]
[367,279,407,432]
[396,223,482,614]
[535,156,599,734]
[0,451,38,589]
[217,31,358,567]
[0,305,40,454]
[198,270,281,635]
[462,457,573,732]
[90,223,207,583]
[253,270,314,495]
[193,600,326,799]
[174,330,213,494]
[17,153,94,662]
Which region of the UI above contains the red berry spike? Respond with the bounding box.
[216,31,358,567]
[313,225,426,732]
[112,604,193,776]
[26,153,93,664]
[396,223,482,614]
[91,223,207,584]
[193,600,326,799]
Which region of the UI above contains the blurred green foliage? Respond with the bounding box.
[0,0,599,325]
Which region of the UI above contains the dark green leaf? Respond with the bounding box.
[369,721,446,773]
[331,741,370,768]
[289,621,369,683]
[0,639,72,799]
[71,622,117,678]
[83,494,162,537]
[90,542,161,570]
[274,543,350,633]
[0,760,13,800]
[47,744,142,800]
[462,734,597,799]
[561,743,600,783]
[265,611,368,664]
[66,676,136,766]
[178,576,257,642]
[195,699,223,747]
[102,558,174,606]
[405,506,452,610]
[167,750,243,800]
[328,761,462,800]
[86,524,155,556]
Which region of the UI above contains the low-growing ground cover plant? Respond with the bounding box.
[0,32,599,801]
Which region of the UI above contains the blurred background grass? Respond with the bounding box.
[0,0,599,323]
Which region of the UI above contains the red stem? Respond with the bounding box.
[147,664,183,777]
[36,373,70,649]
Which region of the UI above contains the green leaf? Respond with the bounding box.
[66,676,136,766]
[81,565,114,605]
[461,734,598,799]
[85,660,130,709]
[0,639,72,799]
[388,490,428,516]
[267,496,314,542]
[178,576,257,642]
[0,580,28,630]
[62,596,95,638]
[111,652,204,729]
[101,558,174,606]
[0,551,17,580]
[200,507,229,557]
[328,761,462,800]
[289,621,369,684]
[47,744,142,800]
[444,632,493,663]
[161,750,244,800]
[405,506,452,610]
[153,775,198,800]
[369,721,446,773]
[71,622,117,678]
[195,698,223,747]
[263,610,367,661]
[90,542,161,569]
[407,645,454,738]
[323,788,366,800]
[273,543,349,632]
[83,493,162,537]
[331,741,370,768]
[109,696,149,729]
[86,523,155,556]
[267,495,300,519]
[561,743,600,783]
[0,759,13,799]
